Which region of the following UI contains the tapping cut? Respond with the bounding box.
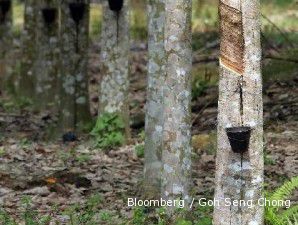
[219,1,244,74]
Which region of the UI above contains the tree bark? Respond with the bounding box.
[214,0,264,225]
[144,0,165,198]
[98,0,130,139]
[0,0,13,93]
[161,0,192,212]
[34,0,59,110]
[59,0,91,133]
[19,0,38,98]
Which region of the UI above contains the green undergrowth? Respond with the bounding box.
[1,177,297,225]
[128,204,213,225]
[0,194,109,225]
[265,176,298,225]
[0,96,32,112]
[192,77,210,100]
[91,113,126,150]
[134,144,145,158]
[0,196,51,225]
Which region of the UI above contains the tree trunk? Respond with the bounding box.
[34,0,59,110]
[0,0,13,93]
[161,0,192,212]
[59,0,91,133]
[98,0,130,140]
[144,0,165,198]
[19,0,37,99]
[213,0,263,225]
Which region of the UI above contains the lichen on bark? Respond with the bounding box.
[161,0,192,212]
[144,0,165,198]
[59,0,91,133]
[34,0,59,110]
[0,0,13,92]
[19,0,38,98]
[98,0,130,140]
[214,0,263,224]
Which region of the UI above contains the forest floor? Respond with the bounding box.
[0,39,297,224]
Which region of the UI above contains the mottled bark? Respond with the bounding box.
[214,0,263,225]
[19,0,38,98]
[98,0,130,139]
[144,0,165,198]
[0,0,12,92]
[161,0,192,211]
[59,0,91,132]
[34,0,59,110]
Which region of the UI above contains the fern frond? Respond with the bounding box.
[281,205,298,223]
[286,215,298,225]
[270,177,298,204]
[265,176,298,225]
[265,207,284,225]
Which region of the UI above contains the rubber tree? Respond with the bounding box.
[59,0,91,133]
[161,0,192,211]
[0,0,13,92]
[144,0,165,198]
[19,0,38,98]
[98,0,130,139]
[34,0,60,110]
[214,0,263,225]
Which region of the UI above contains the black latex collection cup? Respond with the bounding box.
[226,126,251,153]
[0,0,11,22]
[108,0,124,11]
[42,7,57,25]
[69,2,86,24]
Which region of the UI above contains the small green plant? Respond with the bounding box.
[0,196,52,225]
[0,194,104,225]
[16,97,33,109]
[129,206,205,225]
[0,209,18,225]
[0,146,6,157]
[0,96,32,112]
[22,196,51,225]
[64,194,102,225]
[175,219,193,225]
[76,153,91,164]
[192,78,209,100]
[138,130,145,141]
[99,211,112,222]
[58,150,73,162]
[91,113,125,150]
[135,144,145,158]
[264,152,276,165]
[155,207,167,225]
[193,205,213,225]
[265,176,298,225]
[20,138,31,148]
[131,206,146,225]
